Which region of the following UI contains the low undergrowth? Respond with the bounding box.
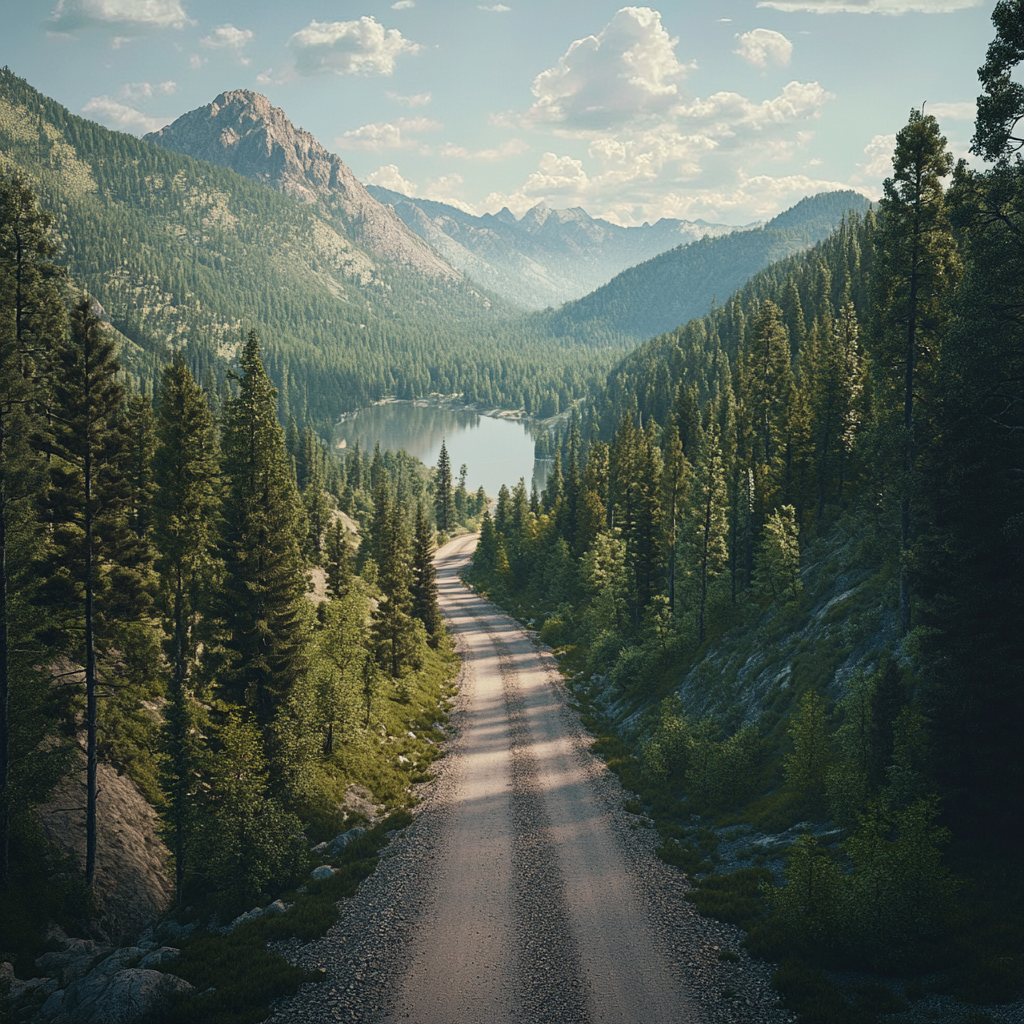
[152,812,414,1024]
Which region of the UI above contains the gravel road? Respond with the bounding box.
[270,535,793,1024]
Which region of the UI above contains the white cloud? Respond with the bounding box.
[337,117,442,151]
[441,138,530,161]
[392,1,415,8]
[189,54,204,69]
[366,164,418,194]
[857,133,897,180]
[117,79,176,100]
[288,17,420,77]
[735,28,793,67]
[83,95,167,134]
[387,91,432,107]
[478,4,511,11]
[928,101,976,120]
[50,0,189,32]
[756,0,981,13]
[524,7,696,131]
[200,23,253,49]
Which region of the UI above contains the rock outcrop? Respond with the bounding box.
[145,90,459,280]
[36,751,174,944]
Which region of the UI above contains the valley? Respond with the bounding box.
[1,4,1022,1023]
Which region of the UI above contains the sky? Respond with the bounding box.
[0,0,1001,226]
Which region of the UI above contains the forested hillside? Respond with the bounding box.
[366,185,741,309]
[468,7,1023,1015]
[545,190,872,342]
[0,172,495,1015]
[0,69,630,434]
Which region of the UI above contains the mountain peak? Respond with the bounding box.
[145,92,459,280]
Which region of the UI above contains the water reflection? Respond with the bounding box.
[334,402,550,498]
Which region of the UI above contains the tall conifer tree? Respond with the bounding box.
[434,440,454,534]
[36,299,144,886]
[0,173,65,891]
[872,109,957,633]
[218,330,307,782]
[153,355,220,901]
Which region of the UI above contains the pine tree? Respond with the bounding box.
[872,108,957,634]
[152,354,220,902]
[685,420,729,644]
[754,505,802,603]
[660,424,690,615]
[916,7,1024,839]
[411,503,443,645]
[741,299,795,514]
[434,440,454,534]
[218,330,308,783]
[324,518,353,599]
[0,172,65,891]
[36,299,146,886]
[371,490,417,678]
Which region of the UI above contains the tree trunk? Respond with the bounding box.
[84,448,97,887]
[0,463,9,893]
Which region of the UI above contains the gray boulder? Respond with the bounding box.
[310,865,336,880]
[138,947,180,968]
[36,938,113,986]
[329,826,366,853]
[49,967,193,1023]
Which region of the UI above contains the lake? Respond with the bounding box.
[334,402,551,499]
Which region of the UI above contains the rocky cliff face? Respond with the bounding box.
[145,90,459,280]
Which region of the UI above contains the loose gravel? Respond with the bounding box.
[269,535,796,1024]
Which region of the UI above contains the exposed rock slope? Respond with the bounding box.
[37,749,173,944]
[145,90,459,280]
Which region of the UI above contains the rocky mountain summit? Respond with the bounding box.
[366,185,742,309]
[145,90,459,281]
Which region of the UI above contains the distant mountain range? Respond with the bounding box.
[365,186,745,310]
[544,190,874,341]
[1,68,874,428]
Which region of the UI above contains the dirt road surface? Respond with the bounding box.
[271,535,790,1024]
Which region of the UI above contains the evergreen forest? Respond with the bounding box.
[468,6,1024,1019]
[0,3,1022,1023]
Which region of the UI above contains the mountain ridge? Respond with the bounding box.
[545,189,874,341]
[366,184,745,309]
[145,89,459,281]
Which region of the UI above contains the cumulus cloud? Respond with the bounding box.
[524,6,696,131]
[441,138,530,161]
[928,101,976,120]
[200,23,253,49]
[857,133,897,180]
[735,28,793,67]
[288,17,420,77]
[478,5,511,10]
[83,95,168,134]
[392,1,415,8]
[387,91,432,107]
[756,0,981,13]
[50,0,189,32]
[117,79,176,100]
[471,8,838,224]
[366,164,418,194]
[337,117,441,151]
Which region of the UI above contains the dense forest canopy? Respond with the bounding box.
[0,68,632,435]
[468,3,1023,1015]
[0,3,1022,1022]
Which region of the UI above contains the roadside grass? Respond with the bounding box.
[152,811,415,1024]
[147,638,459,1024]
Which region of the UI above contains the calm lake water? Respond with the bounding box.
[334,402,550,499]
